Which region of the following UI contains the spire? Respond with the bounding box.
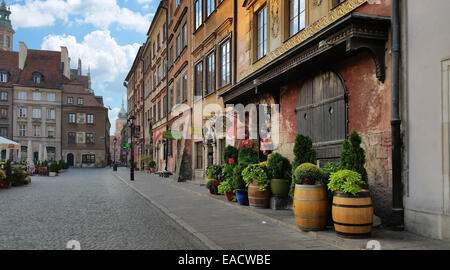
[0,0,14,51]
[77,58,82,76]
[118,95,127,120]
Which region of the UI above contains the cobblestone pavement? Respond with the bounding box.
[0,168,208,250]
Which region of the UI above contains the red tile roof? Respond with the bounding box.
[0,50,19,87]
[17,49,65,89]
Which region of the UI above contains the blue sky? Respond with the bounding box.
[6,0,158,134]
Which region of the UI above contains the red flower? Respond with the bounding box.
[228,158,234,165]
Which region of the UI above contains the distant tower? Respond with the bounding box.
[116,96,128,136]
[0,0,14,51]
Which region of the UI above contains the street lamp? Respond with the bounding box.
[128,115,136,181]
[113,137,117,171]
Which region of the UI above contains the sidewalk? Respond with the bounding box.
[112,168,450,250]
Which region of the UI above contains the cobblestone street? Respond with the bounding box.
[0,168,207,250]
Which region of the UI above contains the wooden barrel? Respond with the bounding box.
[332,190,373,238]
[293,184,328,231]
[248,181,270,208]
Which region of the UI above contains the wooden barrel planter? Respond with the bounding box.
[293,184,328,231]
[248,181,270,208]
[332,190,374,238]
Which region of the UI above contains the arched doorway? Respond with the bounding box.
[67,153,74,167]
[296,71,347,165]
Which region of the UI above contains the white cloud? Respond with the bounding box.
[41,30,141,90]
[10,0,153,33]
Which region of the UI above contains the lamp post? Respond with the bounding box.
[128,115,136,181]
[113,137,117,171]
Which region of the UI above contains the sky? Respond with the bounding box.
[6,0,158,134]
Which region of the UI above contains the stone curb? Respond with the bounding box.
[111,172,223,250]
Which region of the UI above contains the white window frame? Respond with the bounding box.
[32,108,41,119]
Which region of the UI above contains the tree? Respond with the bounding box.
[340,131,368,185]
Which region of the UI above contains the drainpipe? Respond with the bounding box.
[161,3,169,172]
[391,0,404,231]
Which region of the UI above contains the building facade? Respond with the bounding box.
[402,0,450,240]
[0,1,13,52]
[190,0,236,183]
[61,63,110,168]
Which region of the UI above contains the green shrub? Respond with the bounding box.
[218,163,234,182]
[4,160,12,185]
[292,134,317,170]
[340,131,368,187]
[11,167,28,186]
[148,160,156,168]
[230,164,247,190]
[206,165,222,180]
[238,147,259,166]
[217,181,233,195]
[328,170,365,196]
[206,179,215,190]
[267,152,292,181]
[242,164,269,192]
[223,146,238,165]
[49,162,59,173]
[290,163,322,196]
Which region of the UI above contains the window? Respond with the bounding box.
[176,0,180,9]
[158,65,162,83]
[257,6,268,59]
[157,33,160,50]
[47,126,55,138]
[19,125,26,137]
[0,108,7,118]
[332,0,346,8]
[196,142,203,169]
[169,86,173,111]
[46,147,56,160]
[86,133,94,144]
[182,73,188,102]
[176,34,181,57]
[68,132,76,144]
[169,46,173,67]
[32,108,41,119]
[33,73,42,84]
[32,125,41,137]
[45,109,55,120]
[33,92,41,100]
[6,37,10,49]
[206,0,215,17]
[67,97,74,104]
[290,0,306,37]
[182,23,187,49]
[77,113,86,124]
[195,0,202,30]
[68,113,76,123]
[18,91,27,100]
[0,72,7,83]
[163,95,167,116]
[157,100,161,120]
[76,132,85,144]
[47,93,55,102]
[206,51,215,95]
[219,39,231,87]
[87,114,94,124]
[176,78,181,104]
[0,35,3,46]
[82,154,95,164]
[19,108,27,118]
[194,62,203,97]
[0,127,7,137]
[168,140,173,157]
[78,98,84,105]
[0,92,7,101]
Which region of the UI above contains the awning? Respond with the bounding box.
[0,136,21,150]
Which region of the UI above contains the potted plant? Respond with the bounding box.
[206,165,221,181]
[206,179,220,195]
[0,169,8,189]
[49,162,59,177]
[223,146,238,166]
[328,169,373,238]
[147,160,156,173]
[340,131,369,187]
[242,164,270,208]
[291,163,328,231]
[231,164,249,205]
[320,162,341,226]
[267,153,292,198]
[290,134,317,196]
[218,181,234,201]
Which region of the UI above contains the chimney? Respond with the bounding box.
[18,42,27,70]
[60,46,70,79]
[77,58,82,76]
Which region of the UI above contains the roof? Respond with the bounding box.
[17,49,65,89]
[0,50,19,87]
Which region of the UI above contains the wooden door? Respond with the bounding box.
[296,71,347,164]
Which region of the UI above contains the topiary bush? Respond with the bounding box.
[292,134,317,171]
[223,146,238,165]
[327,169,365,196]
[49,162,59,173]
[230,163,247,190]
[340,131,368,187]
[267,152,292,181]
[290,163,322,196]
[238,147,259,167]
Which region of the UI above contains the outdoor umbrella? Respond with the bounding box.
[38,144,42,161]
[27,140,33,166]
[43,146,48,161]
